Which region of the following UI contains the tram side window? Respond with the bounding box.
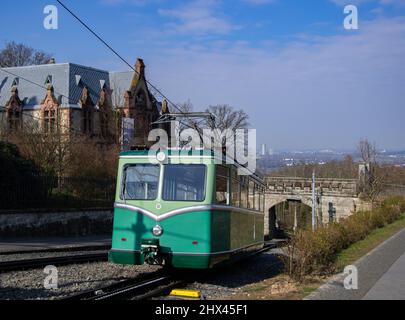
[231,177,240,207]
[163,165,206,202]
[259,187,264,212]
[123,164,160,200]
[255,183,261,211]
[240,177,248,209]
[248,179,255,209]
[216,166,229,205]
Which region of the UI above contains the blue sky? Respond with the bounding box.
[1,0,405,150]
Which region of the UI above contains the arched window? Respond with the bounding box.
[100,111,109,138]
[98,87,112,138]
[7,108,21,131]
[136,91,145,103]
[136,90,147,109]
[41,85,59,134]
[80,87,94,135]
[82,108,92,134]
[43,108,56,133]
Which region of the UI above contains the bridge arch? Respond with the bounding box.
[263,176,372,238]
[266,196,313,238]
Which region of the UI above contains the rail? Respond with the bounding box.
[0,252,108,272]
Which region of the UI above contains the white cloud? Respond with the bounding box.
[242,0,277,4]
[330,0,405,6]
[158,0,240,35]
[147,17,405,149]
[99,0,151,6]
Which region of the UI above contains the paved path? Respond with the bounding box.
[0,235,111,254]
[363,252,405,300]
[306,228,405,300]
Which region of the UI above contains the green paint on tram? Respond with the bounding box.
[109,150,265,269]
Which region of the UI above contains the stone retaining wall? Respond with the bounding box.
[0,209,113,238]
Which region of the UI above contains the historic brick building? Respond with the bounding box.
[0,58,168,146]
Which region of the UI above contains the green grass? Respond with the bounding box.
[335,214,405,269]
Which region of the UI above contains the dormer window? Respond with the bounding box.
[45,75,53,86]
[76,75,82,87]
[5,86,23,132]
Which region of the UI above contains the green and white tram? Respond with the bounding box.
[108,149,266,269]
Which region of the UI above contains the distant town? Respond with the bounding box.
[257,144,405,172]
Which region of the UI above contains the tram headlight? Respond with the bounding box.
[152,225,163,237]
[156,151,166,163]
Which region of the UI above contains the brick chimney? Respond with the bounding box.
[161,99,169,114]
[135,58,145,77]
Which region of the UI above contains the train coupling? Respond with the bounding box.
[141,239,165,265]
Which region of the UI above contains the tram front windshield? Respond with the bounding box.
[162,164,206,202]
[123,164,160,200]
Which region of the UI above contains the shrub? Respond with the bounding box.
[284,196,405,281]
[0,141,51,209]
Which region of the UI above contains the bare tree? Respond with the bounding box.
[173,103,249,133]
[0,41,52,67]
[358,138,384,202]
[205,104,249,132]
[180,101,249,148]
[9,118,72,177]
[358,138,377,164]
[177,100,194,114]
[175,100,196,133]
[203,104,249,151]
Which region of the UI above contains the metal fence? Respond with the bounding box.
[0,175,116,211]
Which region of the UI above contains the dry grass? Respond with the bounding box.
[225,274,325,300]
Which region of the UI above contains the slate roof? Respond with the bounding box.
[0,63,134,110]
[109,70,133,107]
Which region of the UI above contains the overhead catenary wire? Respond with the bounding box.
[56,1,190,118]
[0,64,194,140]
[1,1,208,140]
[55,0,210,133]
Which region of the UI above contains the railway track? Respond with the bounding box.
[62,239,287,301]
[0,252,108,272]
[0,245,110,256]
[62,271,183,301]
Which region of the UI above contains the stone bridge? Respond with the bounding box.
[263,176,370,236]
